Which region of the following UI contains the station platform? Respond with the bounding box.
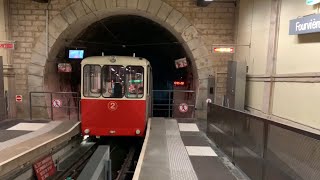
[0,119,80,178]
[133,118,247,180]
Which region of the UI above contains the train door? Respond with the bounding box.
[148,66,153,117]
[146,65,152,119]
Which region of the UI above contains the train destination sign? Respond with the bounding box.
[289,14,320,35]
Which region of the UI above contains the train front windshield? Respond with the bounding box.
[83,65,144,98]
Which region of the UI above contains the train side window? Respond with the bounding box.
[102,65,125,98]
[125,66,144,98]
[83,65,101,97]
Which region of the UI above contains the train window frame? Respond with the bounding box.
[125,66,145,99]
[147,65,149,95]
[83,65,101,98]
[101,65,126,98]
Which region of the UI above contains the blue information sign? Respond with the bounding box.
[289,14,320,35]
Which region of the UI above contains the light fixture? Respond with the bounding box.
[213,47,235,53]
[83,135,89,140]
[84,128,90,134]
[110,56,116,63]
[136,129,141,135]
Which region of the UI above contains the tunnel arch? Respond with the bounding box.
[28,0,211,117]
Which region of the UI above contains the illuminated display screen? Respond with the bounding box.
[68,50,84,59]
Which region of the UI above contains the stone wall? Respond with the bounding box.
[9,0,77,117]
[7,0,235,119]
[164,0,234,108]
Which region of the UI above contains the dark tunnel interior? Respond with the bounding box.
[55,15,194,94]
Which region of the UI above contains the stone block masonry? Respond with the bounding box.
[8,0,235,118]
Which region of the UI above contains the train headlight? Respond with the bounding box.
[84,129,90,134]
[83,135,89,140]
[136,129,141,135]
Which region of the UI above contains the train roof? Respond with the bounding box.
[81,56,150,66]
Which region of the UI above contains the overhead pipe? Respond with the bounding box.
[211,43,251,47]
[196,0,236,7]
[32,0,49,3]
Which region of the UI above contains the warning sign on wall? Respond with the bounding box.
[52,99,62,108]
[16,95,22,102]
[0,43,14,49]
[179,103,189,113]
[33,155,56,180]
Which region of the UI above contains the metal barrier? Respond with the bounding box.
[0,58,5,121]
[78,145,112,180]
[0,93,4,120]
[152,90,195,118]
[207,104,320,180]
[29,92,80,120]
[3,91,8,119]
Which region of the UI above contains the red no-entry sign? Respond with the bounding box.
[16,95,22,102]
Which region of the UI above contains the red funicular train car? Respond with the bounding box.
[81,56,152,137]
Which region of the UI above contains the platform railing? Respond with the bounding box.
[29,92,80,121]
[152,90,195,118]
[207,103,320,180]
[0,93,5,121]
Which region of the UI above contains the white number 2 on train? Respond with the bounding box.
[108,101,118,111]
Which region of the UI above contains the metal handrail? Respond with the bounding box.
[29,92,80,121]
[152,90,195,118]
[153,90,195,93]
[153,104,195,106]
[207,103,320,180]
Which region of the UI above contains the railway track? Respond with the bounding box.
[115,147,136,180]
[49,142,98,180]
[50,137,142,180]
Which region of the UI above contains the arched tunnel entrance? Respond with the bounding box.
[44,15,196,118]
